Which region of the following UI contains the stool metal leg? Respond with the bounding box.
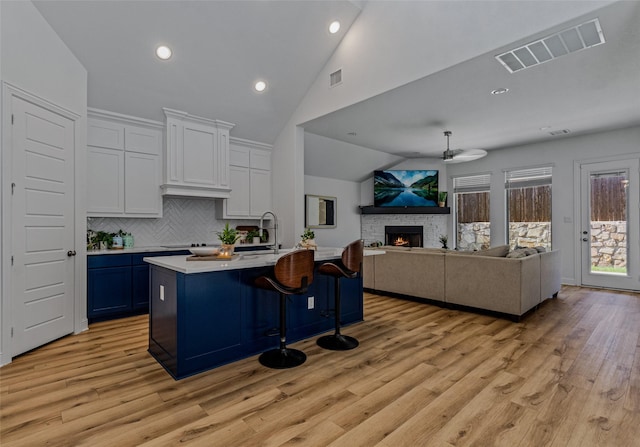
[317,276,359,351]
[259,293,306,368]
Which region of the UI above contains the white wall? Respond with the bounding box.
[1,0,87,365]
[274,1,612,246]
[304,175,361,248]
[445,125,640,285]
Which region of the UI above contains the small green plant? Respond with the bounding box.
[438,191,448,205]
[439,234,448,249]
[217,222,240,245]
[246,229,260,240]
[301,228,315,241]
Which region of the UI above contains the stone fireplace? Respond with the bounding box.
[360,214,447,248]
[385,225,423,247]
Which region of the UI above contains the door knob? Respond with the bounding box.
[582,230,588,235]
[67,250,77,257]
[582,238,588,242]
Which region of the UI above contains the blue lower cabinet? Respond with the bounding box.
[88,265,132,318]
[87,251,188,322]
[132,264,151,311]
[148,262,365,379]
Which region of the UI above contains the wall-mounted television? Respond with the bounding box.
[374,170,438,207]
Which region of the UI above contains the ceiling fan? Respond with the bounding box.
[441,130,487,163]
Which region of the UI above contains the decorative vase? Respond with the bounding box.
[219,243,235,258]
[123,234,134,248]
[300,239,317,250]
[112,235,123,249]
[253,237,261,244]
[438,201,446,207]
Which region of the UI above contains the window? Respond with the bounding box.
[505,166,552,250]
[453,174,491,250]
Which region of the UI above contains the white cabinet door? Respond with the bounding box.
[125,152,162,215]
[125,126,161,155]
[183,122,218,185]
[226,165,251,216]
[229,146,250,167]
[87,113,163,217]
[220,144,272,218]
[88,119,124,150]
[250,169,272,216]
[163,109,234,198]
[87,147,124,213]
[250,149,271,171]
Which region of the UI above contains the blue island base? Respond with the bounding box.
[148,263,363,379]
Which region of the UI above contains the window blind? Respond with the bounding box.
[453,174,491,193]
[505,166,552,189]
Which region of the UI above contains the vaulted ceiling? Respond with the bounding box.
[33,1,640,182]
[33,0,363,143]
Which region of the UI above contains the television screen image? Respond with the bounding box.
[374,170,438,207]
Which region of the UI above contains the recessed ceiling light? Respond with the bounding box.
[254,81,267,92]
[491,87,509,95]
[329,21,341,34]
[156,45,172,60]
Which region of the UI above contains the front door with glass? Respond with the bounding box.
[580,158,639,290]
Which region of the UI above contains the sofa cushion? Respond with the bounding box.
[471,245,510,257]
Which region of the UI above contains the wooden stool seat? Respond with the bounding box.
[316,240,363,351]
[254,249,315,368]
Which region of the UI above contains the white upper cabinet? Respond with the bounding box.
[87,109,163,217]
[162,108,235,198]
[218,138,272,219]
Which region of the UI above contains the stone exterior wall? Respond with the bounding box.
[456,222,552,251]
[508,222,552,251]
[591,221,627,268]
[457,222,490,251]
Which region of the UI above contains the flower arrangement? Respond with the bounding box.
[301,228,315,241]
[439,234,448,249]
[299,228,317,250]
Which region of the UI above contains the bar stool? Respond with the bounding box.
[316,239,364,351]
[254,249,315,369]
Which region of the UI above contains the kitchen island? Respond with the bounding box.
[145,249,382,379]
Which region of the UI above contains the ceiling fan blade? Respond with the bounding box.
[447,148,488,163]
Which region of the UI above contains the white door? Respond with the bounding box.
[11,96,75,356]
[580,158,640,291]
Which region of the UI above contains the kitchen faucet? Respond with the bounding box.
[259,211,278,254]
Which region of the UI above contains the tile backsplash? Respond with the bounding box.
[88,197,259,247]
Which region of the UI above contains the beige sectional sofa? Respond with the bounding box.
[364,245,561,320]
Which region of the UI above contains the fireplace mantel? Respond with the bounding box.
[359,206,450,215]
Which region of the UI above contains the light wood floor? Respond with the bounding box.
[1,286,639,446]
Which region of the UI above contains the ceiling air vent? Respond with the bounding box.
[549,129,571,136]
[330,69,342,87]
[496,18,605,73]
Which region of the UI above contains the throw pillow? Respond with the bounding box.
[472,245,510,257]
[506,249,528,258]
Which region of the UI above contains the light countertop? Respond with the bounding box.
[87,243,271,256]
[145,248,385,274]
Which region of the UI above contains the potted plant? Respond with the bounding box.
[299,228,317,250]
[90,230,115,250]
[217,222,240,257]
[439,234,448,250]
[246,229,261,244]
[438,191,448,207]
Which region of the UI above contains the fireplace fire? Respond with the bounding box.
[385,226,423,247]
[393,236,410,247]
